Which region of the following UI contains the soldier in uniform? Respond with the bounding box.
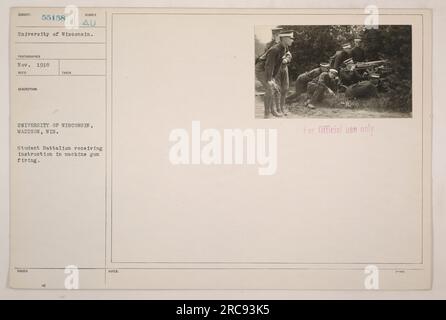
[345,74,380,99]
[332,43,352,71]
[306,69,339,109]
[275,49,292,116]
[255,30,294,118]
[255,27,283,65]
[286,62,330,102]
[339,62,362,86]
[351,38,366,63]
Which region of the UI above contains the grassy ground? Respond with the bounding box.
[254,90,412,119]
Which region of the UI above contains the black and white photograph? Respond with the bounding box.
[255,25,412,118]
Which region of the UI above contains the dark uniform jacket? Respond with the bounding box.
[255,40,278,65]
[351,47,365,62]
[257,43,287,81]
[333,50,351,70]
[340,69,362,86]
[265,40,277,50]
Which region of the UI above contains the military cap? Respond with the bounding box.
[271,27,283,32]
[320,62,330,68]
[279,31,294,39]
[342,43,352,49]
[329,69,339,75]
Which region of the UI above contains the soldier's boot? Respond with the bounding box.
[271,107,282,117]
[264,94,272,118]
[269,94,282,117]
[280,104,288,116]
[265,107,274,119]
[264,105,272,119]
[264,107,272,119]
[280,96,288,116]
[271,101,282,117]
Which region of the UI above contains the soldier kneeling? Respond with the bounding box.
[306,69,338,109]
[287,62,330,103]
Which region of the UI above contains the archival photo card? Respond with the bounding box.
[9,8,431,290]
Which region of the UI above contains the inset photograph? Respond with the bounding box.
[254,25,412,118]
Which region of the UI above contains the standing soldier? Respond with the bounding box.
[332,43,352,71]
[287,62,330,102]
[306,69,339,109]
[255,30,294,118]
[255,27,282,118]
[351,38,366,63]
[255,27,283,64]
[275,31,294,116]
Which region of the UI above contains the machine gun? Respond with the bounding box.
[336,59,393,91]
[352,60,392,76]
